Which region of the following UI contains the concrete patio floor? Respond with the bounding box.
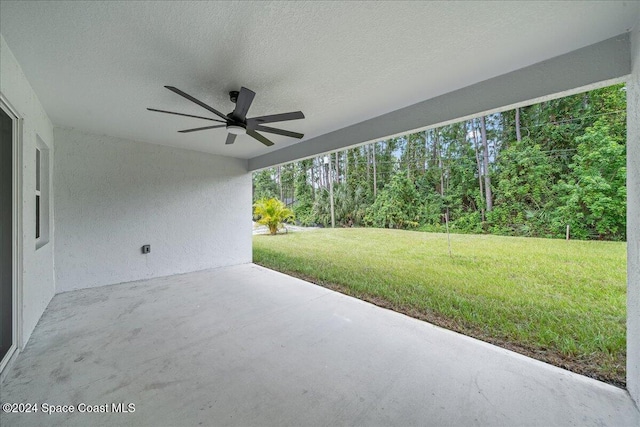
[1,264,638,427]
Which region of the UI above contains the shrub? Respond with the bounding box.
[253,198,295,235]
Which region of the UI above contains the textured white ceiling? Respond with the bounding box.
[1,1,638,159]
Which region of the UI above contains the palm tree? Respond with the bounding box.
[253,198,295,235]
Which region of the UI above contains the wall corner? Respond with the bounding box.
[626,22,640,407]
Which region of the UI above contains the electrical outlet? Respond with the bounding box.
[141,245,150,254]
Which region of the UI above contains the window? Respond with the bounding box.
[35,137,49,249]
[35,148,40,239]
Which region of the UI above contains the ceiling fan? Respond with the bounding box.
[148,86,305,146]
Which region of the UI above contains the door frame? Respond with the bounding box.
[0,93,23,374]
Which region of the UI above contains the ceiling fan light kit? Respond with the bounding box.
[148,86,305,147]
[226,124,246,135]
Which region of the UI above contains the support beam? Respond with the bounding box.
[249,34,631,171]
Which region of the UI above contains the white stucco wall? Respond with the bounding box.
[0,35,55,347]
[627,24,640,407]
[53,127,251,292]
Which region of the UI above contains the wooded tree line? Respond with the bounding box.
[253,84,627,241]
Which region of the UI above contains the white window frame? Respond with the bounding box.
[0,93,23,375]
[35,148,41,242]
[35,136,49,250]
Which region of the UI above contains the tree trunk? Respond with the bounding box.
[365,145,371,189]
[324,158,329,188]
[471,120,485,221]
[515,107,522,142]
[311,161,316,198]
[344,150,349,183]
[431,129,437,169]
[372,142,377,197]
[328,159,335,228]
[278,166,283,201]
[424,131,429,172]
[480,116,493,212]
[437,130,444,197]
[434,130,442,195]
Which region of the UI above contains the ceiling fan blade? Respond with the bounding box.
[253,125,304,139]
[247,111,305,125]
[147,108,226,123]
[165,86,229,121]
[225,133,237,145]
[231,87,255,121]
[247,129,274,146]
[178,125,226,133]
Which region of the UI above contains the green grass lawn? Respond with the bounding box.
[253,228,627,386]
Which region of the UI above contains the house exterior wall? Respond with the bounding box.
[0,35,55,348]
[53,127,251,292]
[627,24,640,407]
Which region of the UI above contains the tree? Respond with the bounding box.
[479,116,493,212]
[252,169,278,202]
[515,107,522,142]
[365,172,422,229]
[293,160,315,225]
[491,138,557,236]
[253,198,295,235]
[334,183,369,226]
[327,155,335,227]
[469,120,485,222]
[554,120,626,240]
[279,164,295,205]
[250,84,626,241]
